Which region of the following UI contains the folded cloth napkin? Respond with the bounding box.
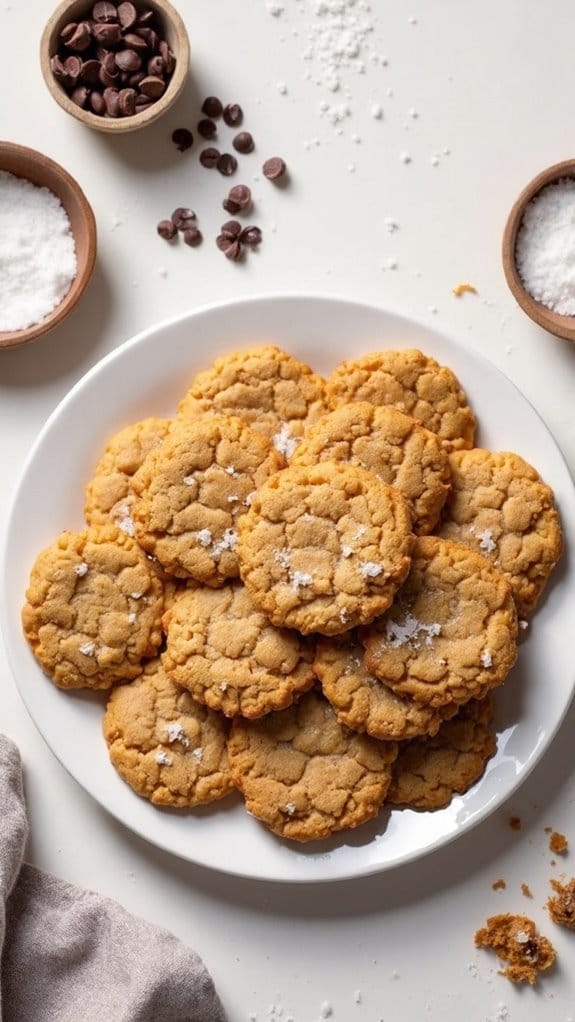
[0,734,227,1022]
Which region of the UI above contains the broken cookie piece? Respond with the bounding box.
[474,913,556,985]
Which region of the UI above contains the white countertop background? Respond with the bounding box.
[2,1,575,1019]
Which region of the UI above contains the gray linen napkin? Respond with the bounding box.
[0,734,227,1022]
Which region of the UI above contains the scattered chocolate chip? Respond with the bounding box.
[123,32,148,53]
[90,90,106,114]
[240,225,262,246]
[217,153,238,176]
[228,184,252,210]
[91,22,122,46]
[92,2,118,23]
[80,58,101,85]
[183,226,203,247]
[159,40,175,74]
[199,146,220,168]
[223,103,243,127]
[118,87,137,116]
[232,131,254,154]
[147,55,165,76]
[139,74,165,99]
[223,198,241,214]
[172,207,196,230]
[202,96,223,118]
[216,235,243,260]
[136,8,155,26]
[117,1,138,29]
[263,156,286,181]
[157,219,178,240]
[220,220,242,239]
[99,52,119,87]
[137,27,159,51]
[115,48,142,73]
[64,20,92,52]
[103,86,120,116]
[71,85,90,108]
[172,127,193,152]
[198,118,217,139]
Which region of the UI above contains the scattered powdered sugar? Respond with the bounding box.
[127,612,137,624]
[227,495,239,503]
[297,0,376,93]
[477,528,497,554]
[219,682,228,692]
[74,562,89,577]
[353,525,367,541]
[273,423,299,459]
[0,170,77,332]
[274,549,292,569]
[79,641,95,656]
[195,528,213,547]
[244,491,256,507]
[481,649,493,668]
[191,747,203,762]
[165,723,189,747]
[290,570,313,591]
[285,802,297,815]
[340,607,350,624]
[155,750,172,766]
[341,544,354,558]
[515,178,575,315]
[385,614,441,649]
[354,989,362,1003]
[319,1002,333,1019]
[115,509,135,536]
[183,475,195,486]
[211,528,237,559]
[130,591,143,600]
[519,619,528,630]
[515,930,530,944]
[225,465,238,477]
[361,561,383,578]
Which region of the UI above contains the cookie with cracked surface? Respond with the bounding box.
[474,914,556,985]
[386,696,496,809]
[361,536,518,708]
[177,345,327,457]
[162,583,315,719]
[313,636,456,741]
[437,448,563,617]
[103,658,234,807]
[84,417,172,535]
[227,689,398,842]
[131,415,284,585]
[237,461,414,636]
[22,526,164,690]
[292,402,451,534]
[325,349,476,451]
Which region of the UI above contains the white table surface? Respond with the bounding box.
[2,1,575,1019]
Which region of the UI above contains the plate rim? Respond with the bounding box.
[3,291,575,884]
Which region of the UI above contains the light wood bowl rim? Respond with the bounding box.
[502,158,575,342]
[0,141,97,350]
[39,0,190,134]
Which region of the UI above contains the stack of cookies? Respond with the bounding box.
[22,345,564,843]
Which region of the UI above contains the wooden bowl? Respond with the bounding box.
[0,142,97,350]
[502,159,575,342]
[40,0,190,134]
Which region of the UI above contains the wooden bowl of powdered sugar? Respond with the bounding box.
[0,141,96,349]
[502,158,575,343]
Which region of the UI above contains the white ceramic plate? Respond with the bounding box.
[3,295,574,883]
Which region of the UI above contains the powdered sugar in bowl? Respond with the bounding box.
[0,141,96,350]
[502,158,575,343]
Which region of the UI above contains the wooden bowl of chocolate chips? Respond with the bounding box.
[40,0,190,133]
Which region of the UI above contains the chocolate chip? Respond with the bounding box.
[118,87,137,116]
[117,1,138,29]
[157,219,177,240]
[216,235,243,260]
[92,2,118,23]
[128,70,145,88]
[263,157,286,181]
[136,27,159,51]
[71,85,90,108]
[115,48,141,72]
[198,118,217,139]
[220,220,242,239]
[64,21,93,52]
[64,55,83,79]
[80,58,101,85]
[103,86,120,116]
[90,91,106,114]
[232,131,254,154]
[183,226,203,247]
[134,95,154,110]
[217,153,238,176]
[172,128,193,152]
[136,9,155,26]
[199,146,220,168]
[223,103,243,127]
[123,32,149,53]
[159,40,175,74]
[139,75,165,98]
[172,207,196,230]
[228,184,252,210]
[202,96,223,118]
[147,55,165,76]
[99,53,119,87]
[91,22,122,46]
[240,226,262,246]
[223,198,241,214]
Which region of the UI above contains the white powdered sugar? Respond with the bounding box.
[515,930,530,944]
[480,649,493,668]
[477,528,497,554]
[0,170,77,332]
[290,570,313,590]
[274,549,292,569]
[183,475,195,486]
[74,562,89,577]
[285,802,297,815]
[515,178,575,315]
[341,544,354,558]
[211,528,237,559]
[273,423,299,459]
[79,641,95,656]
[195,529,213,547]
[165,723,189,747]
[191,747,203,762]
[385,614,441,648]
[155,750,172,766]
[298,0,376,92]
[360,561,382,578]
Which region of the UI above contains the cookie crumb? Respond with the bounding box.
[549,831,568,855]
[547,877,575,929]
[509,815,522,831]
[521,883,533,898]
[453,282,478,297]
[492,878,506,891]
[474,913,556,985]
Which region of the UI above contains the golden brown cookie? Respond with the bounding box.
[84,417,172,535]
[177,345,326,456]
[227,689,398,842]
[325,349,476,451]
[103,658,234,807]
[547,878,575,930]
[292,402,451,534]
[386,696,496,809]
[237,462,414,635]
[131,415,284,585]
[474,914,556,985]
[361,536,518,709]
[22,526,164,690]
[437,448,563,617]
[162,584,315,719]
[313,636,456,741]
